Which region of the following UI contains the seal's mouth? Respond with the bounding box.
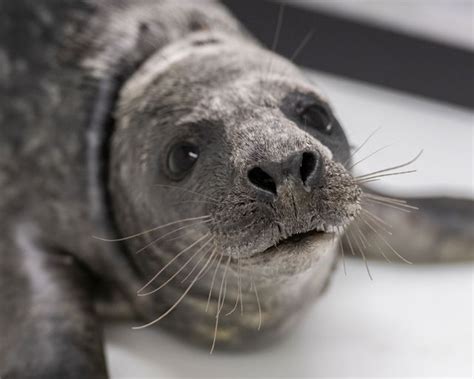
[274,228,326,247]
[245,226,334,261]
[234,225,337,277]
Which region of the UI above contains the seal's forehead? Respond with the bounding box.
[175,74,328,126]
[122,31,317,102]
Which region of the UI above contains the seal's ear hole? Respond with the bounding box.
[166,142,200,180]
[192,38,220,47]
[189,19,209,32]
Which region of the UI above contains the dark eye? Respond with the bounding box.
[299,104,333,134]
[167,142,199,179]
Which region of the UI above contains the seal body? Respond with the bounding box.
[1,1,472,378]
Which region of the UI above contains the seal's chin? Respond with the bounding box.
[238,228,337,277]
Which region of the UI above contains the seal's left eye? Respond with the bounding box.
[299,104,333,134]
[167,142,199,179]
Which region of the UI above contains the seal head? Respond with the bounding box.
[110,32,361,348]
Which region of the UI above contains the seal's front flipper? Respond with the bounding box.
[0,230,108,379]
[343,195,474,263]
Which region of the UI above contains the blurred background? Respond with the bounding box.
[106,1,473,377]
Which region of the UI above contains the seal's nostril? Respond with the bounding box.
[248,167,277,195]
[300,152,317,185]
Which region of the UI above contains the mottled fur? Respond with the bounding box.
[0,1,472,378]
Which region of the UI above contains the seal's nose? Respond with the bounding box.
[247,151,323,196]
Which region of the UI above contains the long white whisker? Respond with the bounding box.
[344,126,381,166]
[367,222,412,264]
[181,244,215,283]
[355,150,423,180]
[138,237,214,296]
[348,144,391,170]
[359,216,392,263]
[290,29,314,62]
[196,248,218,281]
[206,253,224,312]
[251,276,262,331]
[350,227,373,280]
[345,229,356,256]
[363,194,418,209]
[210,255,231,354]
[135,219,212,254]
[132,248,217,330]
[364,193,409,204]
[361,208,393,228]
[93,215,211,242]
[137,233,210,293]
[337,227,347,276]
[363,198,413,213]
[357,169,417,182]
[154,184,219,203]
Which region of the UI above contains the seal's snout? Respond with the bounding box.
[247,150,324,197]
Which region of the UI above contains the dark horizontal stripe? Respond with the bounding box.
[222,0,474,109]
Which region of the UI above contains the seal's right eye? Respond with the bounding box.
[166,142,199,180]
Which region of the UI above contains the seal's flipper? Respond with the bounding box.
[0,231,108,379]
[343,195,474,263]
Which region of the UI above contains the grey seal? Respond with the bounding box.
[0,1,472,378]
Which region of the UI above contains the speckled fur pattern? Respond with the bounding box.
[0,1,472,378]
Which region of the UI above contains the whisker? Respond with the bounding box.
[350,227,373,280]
[161,227,201,243]
[134,219,212,255]
[344,126,381,166]
[271,3,285,52]
[356,178,381,184]
[210,255,231,354]
[363,198,413,213]
[365,222,412,264]
[360,210,392,235]
[364,193,409,204]
[359,216,393,263]
[338,232,347,276]
[196,248,218,281]
[356,169,417,182]
[93,215,211,242]
[348,144,391,170]
[181,244,215,284]
[206,253,224,312]
[354,224,368,249]
[154,184,219,203]
[361,208,393,229]
[363,194,418,209]
[170,200,216,206]
[132,248,217,330]
[225,255,242,316]
[290,29,314,62]
[373,237,392,263]
[137,233,210,294]
[137,237,214,296]
[345,229,356,256]
[218,266,230,314]
[262,3,285,88]
[355,150,423,180]
[251,276,262,331]
[239,257,244,315]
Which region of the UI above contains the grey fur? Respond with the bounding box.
[0,1,472,378]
